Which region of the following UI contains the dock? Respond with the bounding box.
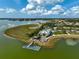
[22,41,41,51]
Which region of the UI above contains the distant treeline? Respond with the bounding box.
[0,18,79,22]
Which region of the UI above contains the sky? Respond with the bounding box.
[0,0,79,18]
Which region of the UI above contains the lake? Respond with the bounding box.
[0,20,79,59]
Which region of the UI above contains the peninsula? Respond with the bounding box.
[4,19,79,48]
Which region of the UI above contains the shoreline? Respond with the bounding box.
[4,30,57,48]
[3,33,29,44]
[4,31,79,48]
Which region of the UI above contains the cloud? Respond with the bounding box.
[20,0,64,15]
[20,6,47,15]
[66,39,78,46]
[21,4,64,16]
[26,0,64,10]
[19,0,79,18]
[0,8,5,12]
[27,0,64,5]
[20,0,64,16]
[27,6,47,14]
[20,8,26,13]
[62,6,79,16]
[26,3,35,10]
[6,8,16,13]
[0,8,16,13]
[2,0,79,18]
[43,5,64,15]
